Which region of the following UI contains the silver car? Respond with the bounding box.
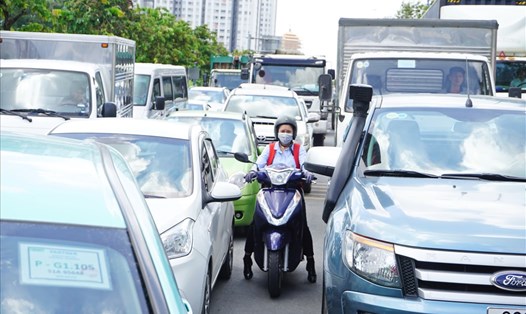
[49,118,241,314]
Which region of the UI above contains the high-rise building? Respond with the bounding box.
[133,0,281,53]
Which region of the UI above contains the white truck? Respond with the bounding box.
[242,54,335,146]
[423,0,526,97]
[334,18,498,146]
[0,30,135,134]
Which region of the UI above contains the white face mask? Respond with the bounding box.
[278,132,293,145]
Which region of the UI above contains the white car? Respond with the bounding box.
[49,118,240,314]
[222,83,319,151]
[188,86,230,111]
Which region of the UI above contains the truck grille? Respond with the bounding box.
[395,246,526,306]
[257,135,276,146]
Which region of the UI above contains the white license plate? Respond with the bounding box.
[487,309,526,314]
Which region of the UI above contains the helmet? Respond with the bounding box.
[274,115,297,139]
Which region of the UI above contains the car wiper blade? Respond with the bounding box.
[0,108,33,122]
[363,169,439,178]
[292,87,317,95]
[143,194,167,199]
[255,115,277,119]
[11,108,70,120]
[440,173,526,182]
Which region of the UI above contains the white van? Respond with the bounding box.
[133,63,189,119]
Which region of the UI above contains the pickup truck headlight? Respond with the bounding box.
[161,218,194,259]
[343,231,401,288]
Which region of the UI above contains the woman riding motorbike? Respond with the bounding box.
[243,115,317,283]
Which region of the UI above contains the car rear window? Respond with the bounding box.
[0,221,151,313]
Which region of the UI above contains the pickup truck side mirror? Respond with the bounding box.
[318,74,333,101]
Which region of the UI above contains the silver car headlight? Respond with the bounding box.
[343,231,401,288]
[161,218,194,259]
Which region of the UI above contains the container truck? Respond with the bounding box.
[0,30,135,134]
[333,18,498,146]
[242,53,335,146]
[423,0,526,97]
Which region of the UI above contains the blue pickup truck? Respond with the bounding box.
[306,88,526,314]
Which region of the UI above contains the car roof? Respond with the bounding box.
[0,132,126,228]
[190,86,228,92]
[49,117,198,140]
[373,94,526,110]
[230,83,298,97]
[167,110,247,121]
[134,62,186,75]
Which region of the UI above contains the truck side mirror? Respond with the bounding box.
[508,87,522,99]
[240,68,249,80]
[154,96,166,110]
[101,102,117,117]
[318,74,332,101]
[328,69,335,80]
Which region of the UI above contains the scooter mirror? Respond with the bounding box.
[234,152,250,163]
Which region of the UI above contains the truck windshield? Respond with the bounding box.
[350,59,492,95]
[0,68,91,117]
[253,65,324,95]
[210,71,247,90]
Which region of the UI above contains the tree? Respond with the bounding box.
[1,0,51,30]
[396,1,432,19]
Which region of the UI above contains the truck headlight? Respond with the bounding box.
[161,218,194,259]
[343,231,401,288]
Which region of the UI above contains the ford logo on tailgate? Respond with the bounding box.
[491,271,526,292]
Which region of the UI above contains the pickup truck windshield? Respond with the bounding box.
[360,107,526,179]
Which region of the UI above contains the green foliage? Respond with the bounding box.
[396,1,430,19]
[2,0,231,70]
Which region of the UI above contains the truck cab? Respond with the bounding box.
[0,59,118,134]
[245,54,334,146]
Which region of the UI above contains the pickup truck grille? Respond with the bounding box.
[395,246,526,306]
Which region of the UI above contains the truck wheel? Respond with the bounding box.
[267,251,282,298]
[313,134,325,147]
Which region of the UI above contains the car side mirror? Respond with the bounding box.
[101,102,117,117]
[509,87,522,98]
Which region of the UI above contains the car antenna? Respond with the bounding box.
[464,58,473,108]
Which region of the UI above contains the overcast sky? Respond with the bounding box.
[275,0,420,67]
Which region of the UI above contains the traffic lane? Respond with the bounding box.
[210,175,330,314]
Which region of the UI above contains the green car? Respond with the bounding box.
[166,110,261,227]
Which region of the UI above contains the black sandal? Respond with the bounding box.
[243,255,253,280]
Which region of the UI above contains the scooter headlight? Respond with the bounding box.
[267,169,293,185]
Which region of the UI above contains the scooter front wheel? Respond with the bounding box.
[267,250,282,298]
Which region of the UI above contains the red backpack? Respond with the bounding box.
[266,142,301,169]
